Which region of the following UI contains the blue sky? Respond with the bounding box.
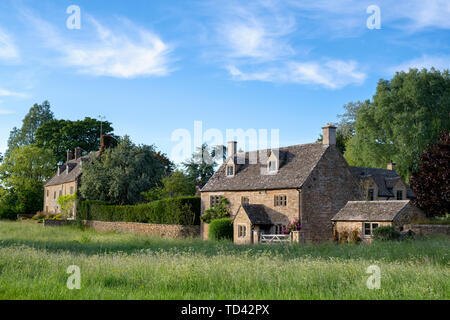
[0,0,449,163]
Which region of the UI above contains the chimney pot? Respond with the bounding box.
[67,151,73,163]
[74,147,82,160]
[322,123,337,146]
[387,161,396,171]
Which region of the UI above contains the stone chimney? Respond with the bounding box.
[74,147,82,160]
[387,161,396,171]
[66,151,73,163]
[322,123,337,146]
[227,141,237,158]
[57,165,64,176]
[100,134,114,154]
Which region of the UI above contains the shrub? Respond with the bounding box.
[350,230,361,243]
[340,230,349,244]
[373,226,400,241]
[201,197,230,223]
[208,218,233,241]
[78,197,200,226]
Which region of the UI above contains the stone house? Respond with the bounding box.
[200,123,416,244]
[201,124,362,243]
[43,135,113,218]
[350,166,415,201]
[331,200,425,243]
[43,148,94,218]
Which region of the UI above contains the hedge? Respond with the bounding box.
[208,218,233,241]
[78,196,200,226]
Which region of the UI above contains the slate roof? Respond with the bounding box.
[201,143,329,192]
[331,200,411,222]
[350,166,415,198]
[238,204,273,225]
[44,153,97,187]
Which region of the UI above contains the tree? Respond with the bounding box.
[142,170,196,202]
[35,117,114,163]
[6,101,54,156]
[182,143,222,188]
[0,146,56,215]
[79,136,168,205]
[345,68,450,182]
[410,130,449,217]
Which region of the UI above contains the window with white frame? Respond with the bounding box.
[274,224,283,234]
[363,222,379,237]
[268,161,277,172]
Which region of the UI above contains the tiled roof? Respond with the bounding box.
[331,200,411,222]
[239,204,273,225]
[350,166,415,198]
[201,143,329,192]
[44,152,98,187]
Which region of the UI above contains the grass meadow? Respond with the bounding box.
[0,221,448,300]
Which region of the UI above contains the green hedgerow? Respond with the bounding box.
[208,218,233,241]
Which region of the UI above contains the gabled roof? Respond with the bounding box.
[331,200,411,222]
[235,204,273,225]
[350,166,415,198]
[202,143,329,192]
[44,153,97,187]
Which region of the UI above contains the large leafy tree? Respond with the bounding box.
[79,136,170,205]
[345,68,450,182]
[182,144,224,188]
[6,101,54,156]
[0,146,56,216]
[35,117,114,163]
[142,170,196,202]
[410,130,449,217]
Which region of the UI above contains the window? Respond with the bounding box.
[241,197,249,205]
[226,165,234,176]
[53,191,56,199]
[59,190,62,197]
[274,195,287,206]
[210,196,222,207]
[46,190,49,197]
[396,190,403,200]
[70,186,74,195]
[363,223,379,237]
[238,225,247,238]
[274,225,283,234]
[368,189,374,201]
[268,161,277,172]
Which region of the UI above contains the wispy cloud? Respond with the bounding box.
[0,108,15,115]
[0,88,27,98]
[0,27,19,62]
[23,10,174,79]
[228,59,366,89]
[389,55,450,74]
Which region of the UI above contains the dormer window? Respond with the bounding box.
[269,161,276,172]
[267,150,279,174]
[226,165,234,176]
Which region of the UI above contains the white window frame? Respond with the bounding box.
[363,222,379,238]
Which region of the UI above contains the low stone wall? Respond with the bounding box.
[43,219,76,227]
[404,224,450,236]
[82,220,200,239]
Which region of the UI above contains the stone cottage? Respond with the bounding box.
[200,123,417,244]
[331,200,425,242]
[43,135,114,217]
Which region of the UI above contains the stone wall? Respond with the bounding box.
[44,219,76,227]
[83,220,200,238]
[403,224,450,236]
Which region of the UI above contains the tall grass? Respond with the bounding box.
[0,221,448,299]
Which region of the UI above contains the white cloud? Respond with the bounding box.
[389,55,450,74]
[0,108,15,115]
[228,59,366,89]
[0,28,19,61]
[24,11,173,78]
[0,88,27,98]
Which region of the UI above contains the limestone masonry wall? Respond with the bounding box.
[403,224,450,236]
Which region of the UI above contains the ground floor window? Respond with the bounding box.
[238,224,247,238]
[274,224,283,234]
[210,195,222,207]
[363,222,379,237]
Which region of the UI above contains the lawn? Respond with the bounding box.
[0,221,448,299]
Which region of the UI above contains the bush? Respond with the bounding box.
[78,196,200,226]
[201,198,230,223]
[208,218,233,241]
[350,230,361,243]
[373,226,400,241]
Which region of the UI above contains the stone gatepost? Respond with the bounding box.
[291,231,304,244]
[253,231,260,244]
